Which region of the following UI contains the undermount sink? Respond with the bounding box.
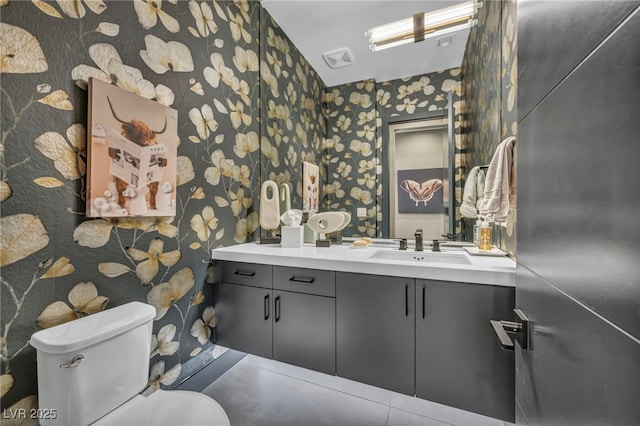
[369,250,471,265]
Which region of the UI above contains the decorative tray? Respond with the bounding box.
[463,246,507,256]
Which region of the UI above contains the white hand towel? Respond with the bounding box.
[460,166,481,218]
[475,168,486,212]
[510,146,517,209]
[479,136,516,223]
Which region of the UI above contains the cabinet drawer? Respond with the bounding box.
[273,266,335,297]
[222,261,272,288]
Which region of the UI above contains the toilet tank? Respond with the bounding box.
[30,302,156,426]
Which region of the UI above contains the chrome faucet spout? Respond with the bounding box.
[414,229,423,252]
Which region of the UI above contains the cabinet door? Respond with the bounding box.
[416,279,515,421]
[218,283,272,358]
[336,272,415,395]
[273,290,336,375]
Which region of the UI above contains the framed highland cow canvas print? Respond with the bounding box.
[302,161,319,213]
[86,78,178,217]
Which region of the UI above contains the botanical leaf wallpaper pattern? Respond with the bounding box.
[259,9,326,212]
[500,0,517,257]
[0,0,262,411]
[462,0,501,168]
[461,0,517,255]
[324,71,464,238]
[323,80,377,237]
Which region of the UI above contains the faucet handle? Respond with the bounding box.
[399,238,408,250]
[432,240,441,252]
[415,228,423,236]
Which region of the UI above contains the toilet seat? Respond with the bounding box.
[92,389,230,426]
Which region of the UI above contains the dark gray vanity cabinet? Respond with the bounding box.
[336,272,415,395]
[272,266,336,375]
[218,260,514,420]
[415,279,515,421]
[219,262,336,374]
[218,262,273,358]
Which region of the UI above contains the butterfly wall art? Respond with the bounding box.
[397,168,446,214]
[400,178,443,206]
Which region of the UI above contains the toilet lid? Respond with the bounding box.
[93,390,230,426]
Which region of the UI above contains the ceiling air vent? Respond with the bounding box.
[322,48,355,69]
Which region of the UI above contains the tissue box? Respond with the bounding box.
[281,226,304,248]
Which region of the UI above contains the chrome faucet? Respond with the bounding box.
[432,240,441,252]
[414,229,423,252]
[398,238,408,250]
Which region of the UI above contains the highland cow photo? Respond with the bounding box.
[87,78,178,217]
[302,161,319,213]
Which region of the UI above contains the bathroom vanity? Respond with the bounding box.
[212,243,516,421]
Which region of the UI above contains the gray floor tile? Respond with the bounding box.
[241,355,394,406]
[203,363,389,426]
[387,409,454,426]
[390,393,504,426]
[199,356,507,426]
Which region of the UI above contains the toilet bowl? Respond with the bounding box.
[92,390,229,426]
[30,302,230,426]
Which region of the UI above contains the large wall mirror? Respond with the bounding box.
[381,96,455,241]
[258,0,514,246]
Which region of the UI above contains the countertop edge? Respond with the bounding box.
[211,243,515,288]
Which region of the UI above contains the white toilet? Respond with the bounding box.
[30,301,230,426]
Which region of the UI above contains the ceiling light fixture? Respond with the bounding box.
[366,1,482,52]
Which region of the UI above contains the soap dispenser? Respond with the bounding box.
[473,215,482,246]
[478,218,492,252]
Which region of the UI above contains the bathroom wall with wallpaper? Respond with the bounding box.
[323,79,377,237]
[0,0,264,412]
[260,9,326,212]
[323,71,464,238]
[461,0,517,255]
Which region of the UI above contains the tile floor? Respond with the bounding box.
[202,354,515,426]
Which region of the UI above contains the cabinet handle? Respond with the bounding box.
[233,270,255,277]
[405,284,409,316]
[289,276,315,283]
[264,294,270,320]
[422,286,426,319]
[275,295,281,322]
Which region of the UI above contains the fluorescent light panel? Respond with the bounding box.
[367,1,482,51]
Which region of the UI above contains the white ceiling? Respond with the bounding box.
[261,0,471,88]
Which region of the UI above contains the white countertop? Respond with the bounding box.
[212,243,515,287]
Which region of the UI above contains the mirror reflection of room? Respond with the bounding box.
[258,0,517,255]
[389,119,449,241]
